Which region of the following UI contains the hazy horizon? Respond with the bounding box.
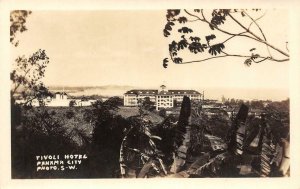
[48,85,288,101]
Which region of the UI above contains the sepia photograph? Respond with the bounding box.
[8,8,292,179]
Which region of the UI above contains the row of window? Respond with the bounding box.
[157,103,173,106]
[157,96,172,99]
[157,100,172,103]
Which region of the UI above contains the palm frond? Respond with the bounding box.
[194,152,229,176]
[175,96,191,146]
[119,127,133,178]
[260,135,275,177]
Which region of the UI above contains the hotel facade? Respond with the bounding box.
[124,86,201,110]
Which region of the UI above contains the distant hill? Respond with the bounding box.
[48,85,136,97]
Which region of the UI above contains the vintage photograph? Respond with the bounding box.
[10,9,290,178]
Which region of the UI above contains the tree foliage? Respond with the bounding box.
[142,97,155,111]
[87,98,129,177]
[10,11,75,178]
[10,10,32,47]
[162,9,289,68]
[10,10,51,107]
[11,49,51,106]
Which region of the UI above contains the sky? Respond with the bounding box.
[11,10,289,100]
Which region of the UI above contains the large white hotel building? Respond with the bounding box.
[123,85,202,110]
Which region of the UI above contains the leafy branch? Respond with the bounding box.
[162,9,289,68]
[10,10,32,47]
[11,49,51,105]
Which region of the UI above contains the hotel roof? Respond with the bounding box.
[124,90,158,95]
[125,89,201,95]
[168,90,201,95]
[157,91,173,95]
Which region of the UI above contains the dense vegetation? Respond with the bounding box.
[11,97,289,178]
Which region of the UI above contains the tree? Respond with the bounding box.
[11,49,51,106]
[162,9,289,68]
[10,10,32,47]
[158,108,167,118]
[10,10,51,106]
[142,97,155,111]
[88,98,129,177]
[104,96,123,109]
[69,100,77,107]
[250,100,264,109]
[10,11,73,178]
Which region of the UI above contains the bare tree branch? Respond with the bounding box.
[247,10,267,30]
[177,52,288,65]
[184,9,204,21]
[228,13,289,58]
[221,31,248,44]
[243,11,272,58]
[12,67,31,95]
[188,10,268,45]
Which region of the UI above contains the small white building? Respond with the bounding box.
[47,92,70,106]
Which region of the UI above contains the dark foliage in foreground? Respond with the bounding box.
[11,97,289,178]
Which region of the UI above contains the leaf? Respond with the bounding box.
[165,24,172,31]
[205,34,216,43]
[174,96,190,146]
[165,21,175,31]
[169,41,178,52]
[177,39,188,50]
[208,43,225,56]
[174,57,183,64]
[210,9,228,27]
[167,9,181,17]
[150,135,162,140]
[260,135,275,177]
[221,9,230,16]
[163,29,170,37]
[190,36,200,42]
[194,152,229,176]
[178,16,188,24]
[166,9,181,20]
[178,27,193,34]
[251,54,260,60]
[163,58,168,68]
[188,42,204,54]
[244,58,252,66]
[163,22,175,37]
[250,48,256,52]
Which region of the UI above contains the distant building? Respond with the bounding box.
[17,92,98,107]
[156,90,174,110]
[55,92,68,100]
[124,90,157,107]
[123,85,201,110]
[46,92,70,106]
